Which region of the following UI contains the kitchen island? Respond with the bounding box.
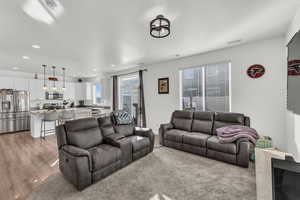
[30,108,92,138]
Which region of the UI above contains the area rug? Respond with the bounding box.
[27,147,256,200]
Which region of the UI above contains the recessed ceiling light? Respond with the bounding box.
[22,56,30,60]
[32,45,40,49]
[92,68,98,72]
[12,67,20,70]
[111,64,116,67]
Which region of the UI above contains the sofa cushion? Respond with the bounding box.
[171,110,193,131]
[65,118,103,149]
[114,125,135,136]
[191,111,214,134]
[207,136,237,154]
[88,144,122,171]
[164,129,187,143]
[98,116,115,136]
[98,116,113,127]
[213,112,245,135]
[100,126,115,137]
[182,132,210,147]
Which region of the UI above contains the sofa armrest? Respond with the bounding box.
[135,128,155,152]
[61,145,92,171]
[104,134,125,144]
[59,146,92,190]
[104,135,133,166]
[104,134,126,147]
[159,123,174,146]
[236,138,250,168]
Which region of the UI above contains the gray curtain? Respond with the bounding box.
[112,75,118,111]
[138,70,147,127]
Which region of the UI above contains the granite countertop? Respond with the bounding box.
[76,105,111,109]
[30,108,92,115]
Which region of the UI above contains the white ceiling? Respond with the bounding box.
[0,0,299,78]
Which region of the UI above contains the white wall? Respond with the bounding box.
[285,7,300,162]
[139,37,286,150]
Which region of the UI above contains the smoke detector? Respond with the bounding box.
[23,0,64,25]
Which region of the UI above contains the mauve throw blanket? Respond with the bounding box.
[216,125,259,144]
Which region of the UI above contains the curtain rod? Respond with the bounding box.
[110,69,147,78]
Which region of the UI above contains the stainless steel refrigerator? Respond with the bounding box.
[0,89,30,134]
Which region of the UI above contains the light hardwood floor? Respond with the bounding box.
[0,132,160,200]
[0,132,58,200]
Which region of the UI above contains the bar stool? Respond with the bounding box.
[40,111,60,139]
[60,110,75,124]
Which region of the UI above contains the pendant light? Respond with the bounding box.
[42,64,47,90]
[52,66,57,90]
[62,67,66,90]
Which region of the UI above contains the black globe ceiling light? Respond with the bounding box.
[150,15,170,38]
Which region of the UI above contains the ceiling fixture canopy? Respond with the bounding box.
[150,15,170,38]
[23,0,64,25]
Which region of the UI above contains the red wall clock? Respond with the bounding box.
[247,64,265,79]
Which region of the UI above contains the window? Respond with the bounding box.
[118,74,139,117]
[92,83,102,104]
[180,62,231,112]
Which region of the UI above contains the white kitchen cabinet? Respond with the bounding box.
[29,79,45,100]
[75,82,86,101]
[1,77,30,91]
[14,78,30,91]
[86,82,92,100]
[0,77,14,89]
[63,82,76,100]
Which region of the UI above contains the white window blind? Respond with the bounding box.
[180,62,231,112]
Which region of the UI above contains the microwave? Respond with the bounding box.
[45,92,63,100]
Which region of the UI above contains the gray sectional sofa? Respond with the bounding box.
[56,116,154,190]
[159,110,252,167]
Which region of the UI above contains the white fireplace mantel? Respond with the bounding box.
[255,148,293,200]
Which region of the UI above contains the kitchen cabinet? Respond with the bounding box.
[0,74,84,103]
[0,77,30,91]
[0,77,14,89]
[29,79,45,100]
[75,82,86,101]
[14,78,30,91]
[63,82,76,100]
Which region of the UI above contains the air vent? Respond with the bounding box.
[228,39,242,45]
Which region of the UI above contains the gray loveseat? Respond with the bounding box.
[159,110,252,167]
[56,116,154,190]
